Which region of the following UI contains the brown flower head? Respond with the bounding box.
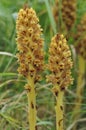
[47,34,73,89]
[16,7,44,81]
[75,14,86,59]
[62,0,76,30]
[53,0,76,31]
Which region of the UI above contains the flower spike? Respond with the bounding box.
[16,7,44,130]
[47,34,73,130]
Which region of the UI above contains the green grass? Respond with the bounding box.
[0,0,86,130]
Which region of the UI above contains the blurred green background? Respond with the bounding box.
[0,0,86,130]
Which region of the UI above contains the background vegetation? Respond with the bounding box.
[0,0,86,130]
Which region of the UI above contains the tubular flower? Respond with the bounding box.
[62,0,76,30]
[47,34,73,89]
[16,7,44,82]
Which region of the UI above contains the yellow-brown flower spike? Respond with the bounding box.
[73,14,86,127]
[16,7,44,130]
[47,34,73,130]
[75,14,86,60]
[62,0,76,30]
[16,7,44,82]
[47,34,73,89]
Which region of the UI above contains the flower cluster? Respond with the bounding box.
[53,0,76,30]
[75,14,86,59]
[16,7,44,81]
[47,34,73,89]
[62,0,76,30]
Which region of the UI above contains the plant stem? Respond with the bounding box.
[72,55,85,130]
[55,86,64,130]
[27,77,36,130]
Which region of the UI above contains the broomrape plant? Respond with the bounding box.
[72,13,86,130]
[16,7,44,130]
[53,0,76,34]
[46,34,73,130]
[16,6,73,130]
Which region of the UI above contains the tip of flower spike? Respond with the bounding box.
[16,7,44,81]
[62,0,76,30]
[74,14,86,60]
[53,0,76,30]
[23,3,29,10]
[47,34,73,88]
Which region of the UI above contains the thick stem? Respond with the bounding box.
[27,77,36,130]
[55,87,64,130]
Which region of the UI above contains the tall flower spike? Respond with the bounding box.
[75,14,86,60]
[16,7,44,81]
[16,7,44,130]
[47,34,73,130]
[53,0,76,33]
[72,14,86,130]
[47,34,73,88]
[62,0,76,30]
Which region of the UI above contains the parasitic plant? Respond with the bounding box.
[16,7,44,130]
[75,14,86,59]
[53,0,76,33]
[72,14,86,130]
[47,34,73,130]
[62,0,76,31]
